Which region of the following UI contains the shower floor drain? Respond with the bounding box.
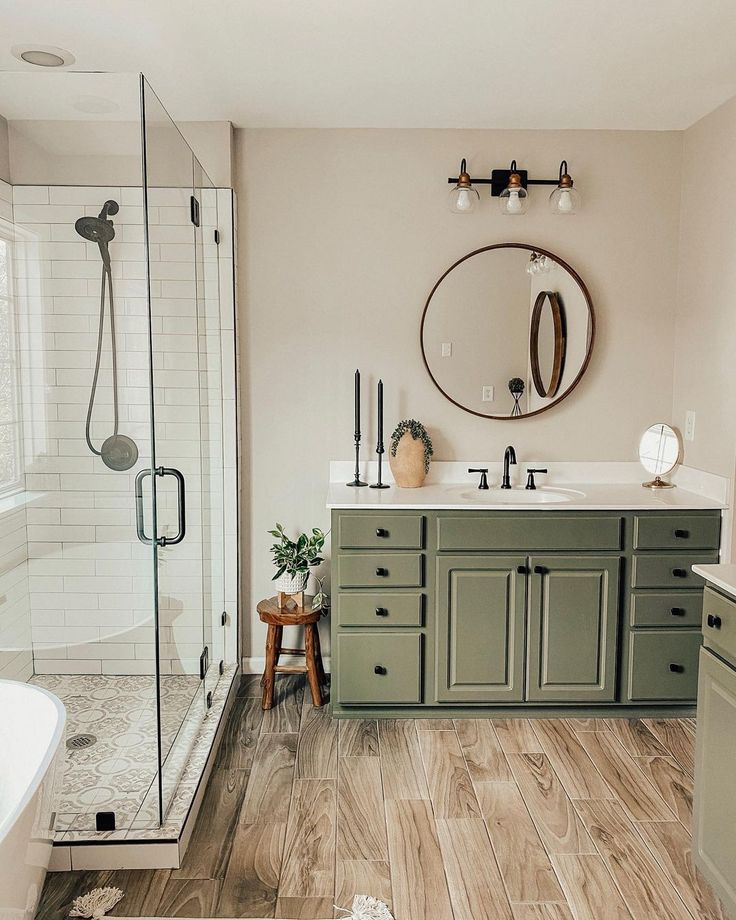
[67,733,97,750]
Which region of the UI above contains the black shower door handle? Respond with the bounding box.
[159,467,186,546]
[135,466,186,547]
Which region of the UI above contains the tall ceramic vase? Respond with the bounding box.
[389,433,427,488]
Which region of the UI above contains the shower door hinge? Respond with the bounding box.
[214,228,220,245]
[206,691,213,709]
[190,195,200,227]
[219,660,224,676]
[199,645,209,680]
[221,610,227,627]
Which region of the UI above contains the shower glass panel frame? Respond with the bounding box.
[0,70,234,835]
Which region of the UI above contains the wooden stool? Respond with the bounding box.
[257,594,326,710]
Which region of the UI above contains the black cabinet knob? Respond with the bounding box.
[670,607,685,617]
[533,565,547,575]
[517,565,527,575]
[669,663,685,673]
[375,567,388,577]
[375,606,388,617]
[674,529,689,538]
[672,568,687,578]
[707,614,722,629]
[374,665,387,675]
[376,528,388,537]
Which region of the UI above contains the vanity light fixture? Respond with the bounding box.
[549,160,581,215]
[499,161,529,215]
[446,159,581,214]
[448,159,480,214]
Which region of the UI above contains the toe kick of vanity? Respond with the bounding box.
[329,508,721,717]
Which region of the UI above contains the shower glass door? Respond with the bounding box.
[140,76,223,820]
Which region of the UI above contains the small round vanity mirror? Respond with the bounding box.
[639,423,680,489]
[420,244,594,419]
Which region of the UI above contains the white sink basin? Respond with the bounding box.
[457,487,586,504]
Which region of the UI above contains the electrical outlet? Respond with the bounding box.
[441,342,452,357]
[482,385,494,402]
[685,410,696,442]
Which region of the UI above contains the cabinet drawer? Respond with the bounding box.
[633,514,720,551]
[336,632,422,704]
[630,591,703,627]
[631,553,717,588]
[437,515,622,552]
[337,592,423,627]
[337,514,424,549]
[628,630,702,701]
[337,553,423,588]
[702,587,736,665]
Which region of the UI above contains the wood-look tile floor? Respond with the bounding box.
[37,676,725,920]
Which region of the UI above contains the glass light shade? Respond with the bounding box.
[549,184,582,214]
[448,184,480,214]
[499,186,529,215]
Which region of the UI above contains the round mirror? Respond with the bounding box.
[639,423,680,489]
[420,244,594,419]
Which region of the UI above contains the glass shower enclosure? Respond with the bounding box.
[0,70,237,837]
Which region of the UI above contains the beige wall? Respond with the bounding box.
[672,96,736,482]
[235,127,683,658]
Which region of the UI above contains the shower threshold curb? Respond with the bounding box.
[49,665,239,872]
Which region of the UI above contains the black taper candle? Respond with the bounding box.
[347,368,367,486]
[370,378,390,488]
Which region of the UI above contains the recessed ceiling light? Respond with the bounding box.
[11,44,75,68]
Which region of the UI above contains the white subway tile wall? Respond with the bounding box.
[6,183,236,677]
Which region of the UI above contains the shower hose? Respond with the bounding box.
[85,264,120,457]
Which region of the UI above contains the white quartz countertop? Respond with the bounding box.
[327,481,726,511]
[693,564,736,596]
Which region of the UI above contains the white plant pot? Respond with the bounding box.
[275,571,309,594]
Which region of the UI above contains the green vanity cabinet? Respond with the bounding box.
[330,507,721,716]
[527,555,620,702]
[435,555,526,703]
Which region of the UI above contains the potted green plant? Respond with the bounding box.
[268,523,326,593]
[389,419,434,487]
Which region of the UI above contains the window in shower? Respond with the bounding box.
[0,232,22,496]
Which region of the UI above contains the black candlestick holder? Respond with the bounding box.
[346,433,368,487]
[370,441,390,489]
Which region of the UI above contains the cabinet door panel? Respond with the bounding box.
[436,555,526,703]
[694,648,736,918]
[528,555,620,702]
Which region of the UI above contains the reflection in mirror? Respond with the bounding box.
[421,244,594,419]
[639,423,680,489]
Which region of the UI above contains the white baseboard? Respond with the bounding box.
[242,655,332,674]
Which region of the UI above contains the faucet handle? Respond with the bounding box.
[468,468,490,490]
[525,468,548,490]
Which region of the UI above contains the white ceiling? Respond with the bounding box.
[1,0,735,130]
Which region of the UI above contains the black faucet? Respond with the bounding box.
[501,445,517,489]
[468,468,489,490]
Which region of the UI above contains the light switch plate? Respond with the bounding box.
[482,385,494,402]
[441,342,452,357]
[685,410,696,442]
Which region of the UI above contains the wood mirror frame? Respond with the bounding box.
[530,290,566,398]
[420,243,595,420]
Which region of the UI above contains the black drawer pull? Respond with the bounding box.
[375,606,388,617]
[517,565,527,575]
[533,565,547,575]
[374,665,387,675]
[672,568,687,578]
[707,614,722,629]
[669,663,685,673]
[375,567,388,577]
[674,529,689,538]
[376,528,388,537]
[670,607,686,617]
